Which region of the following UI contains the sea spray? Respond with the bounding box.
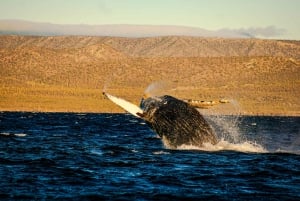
[144,81,174,97]
[102,65,127,94]
[205,115,243,143]
[200,99,244,143]
[182,100,268,153]
[176,140,267,153]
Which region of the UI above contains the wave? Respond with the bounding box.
[0,132,27,137]
[163,137,299,155]
[175,139,267,153]
[274,148,300,155]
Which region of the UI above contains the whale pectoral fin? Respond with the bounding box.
[104,92,143,118]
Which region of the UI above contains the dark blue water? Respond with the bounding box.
[0,112,299,200]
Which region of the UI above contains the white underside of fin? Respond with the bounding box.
[104,93,143,118]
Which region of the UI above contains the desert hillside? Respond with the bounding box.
[1,35,300,58]
[0,35,299,115]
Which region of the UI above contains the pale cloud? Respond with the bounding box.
[216,26,287,39]
[238,26,286,38]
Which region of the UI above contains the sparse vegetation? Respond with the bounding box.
[0,35,299,115]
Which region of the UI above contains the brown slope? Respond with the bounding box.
[0,35,299,115]
[102,36,300,58]
[0,37,126,88]
[1,35,300,58]
[0,35,104,49]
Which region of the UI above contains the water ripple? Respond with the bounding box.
[0,112,299,200]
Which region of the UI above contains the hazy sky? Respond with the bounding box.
[0,0,299,39]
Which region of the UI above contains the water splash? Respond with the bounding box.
[144,81,174,97]
[102,65,126,93]
[176,140,267,153]
[102,72,113,93]
[0,133,27,137]
[208,115,241,143]
[200,100,244,143]
[161,134,266,153]
[102,83,108,93]
[162,100,266,153]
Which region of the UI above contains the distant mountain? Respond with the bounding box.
[1,35,299,58]
[0,19,283,39]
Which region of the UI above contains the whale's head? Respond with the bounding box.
[138,95,174,123]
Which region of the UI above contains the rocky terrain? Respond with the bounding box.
[0,35,299,115]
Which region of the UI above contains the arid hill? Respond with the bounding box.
[1,35,300,58]
[0,35,299,115]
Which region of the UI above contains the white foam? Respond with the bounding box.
[90,150,103,156]
[0,133,27,137]
[76,113,87,116]
[144,81,174,97]
[153,150,170,155]
[14,133,27,137]
[170,139,267,153]
[274,148,300,155]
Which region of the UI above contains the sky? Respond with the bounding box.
[0,0,299,40]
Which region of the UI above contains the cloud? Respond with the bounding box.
[216,26,287,39]
[237,26,286,38]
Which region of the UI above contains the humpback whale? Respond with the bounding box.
[103,92,218,148]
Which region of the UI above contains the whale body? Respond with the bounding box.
[103,92,218,148]
[138,95,218,148]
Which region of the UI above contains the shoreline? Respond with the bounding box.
[1,109,299,117]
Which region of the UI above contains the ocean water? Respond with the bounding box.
[0,112,299,200]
